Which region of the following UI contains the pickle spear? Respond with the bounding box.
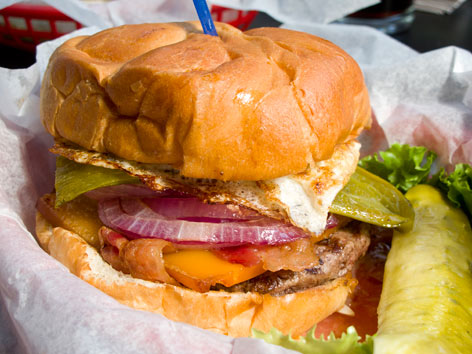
[374,184,472,353]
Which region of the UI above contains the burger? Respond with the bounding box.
[35,22,400,337]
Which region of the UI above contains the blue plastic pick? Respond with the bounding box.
[193,0,218,36]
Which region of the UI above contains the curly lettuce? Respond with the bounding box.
[358,144,436,193]
[359,143,472,220]
[429,163,472,219]
[252,326,373,354]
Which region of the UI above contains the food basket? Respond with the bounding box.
[211,5,258,30]
[0,3,82,51]
[0,2,258,51]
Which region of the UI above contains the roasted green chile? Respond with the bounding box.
[332,167,414,229]
[55,156,140,207]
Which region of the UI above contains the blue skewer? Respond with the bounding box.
[193,0,218,36]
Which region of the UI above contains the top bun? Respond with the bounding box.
[40,22,371,181]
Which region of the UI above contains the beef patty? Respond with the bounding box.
[213,223,370,295]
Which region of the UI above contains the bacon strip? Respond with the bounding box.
[99,227,179,285]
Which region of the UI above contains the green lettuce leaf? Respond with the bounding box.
[358,144,437,193]
[429,164,472,219]
[252,326,373,354]
[359,143,472,222]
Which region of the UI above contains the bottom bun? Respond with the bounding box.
[36,211,356,337]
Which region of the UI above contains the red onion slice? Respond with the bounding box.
[142,197,262,222]
[98,198,309,247]
[326,213,339,229]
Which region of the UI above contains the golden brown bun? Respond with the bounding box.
[40,22,371,181]
[36,211,355,337]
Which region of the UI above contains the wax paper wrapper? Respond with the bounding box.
[1,3,472,354]
[0,0,379,28]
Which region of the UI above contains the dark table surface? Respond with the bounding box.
[1,1,472,69]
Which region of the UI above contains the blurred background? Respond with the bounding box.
[0,0,471,69]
